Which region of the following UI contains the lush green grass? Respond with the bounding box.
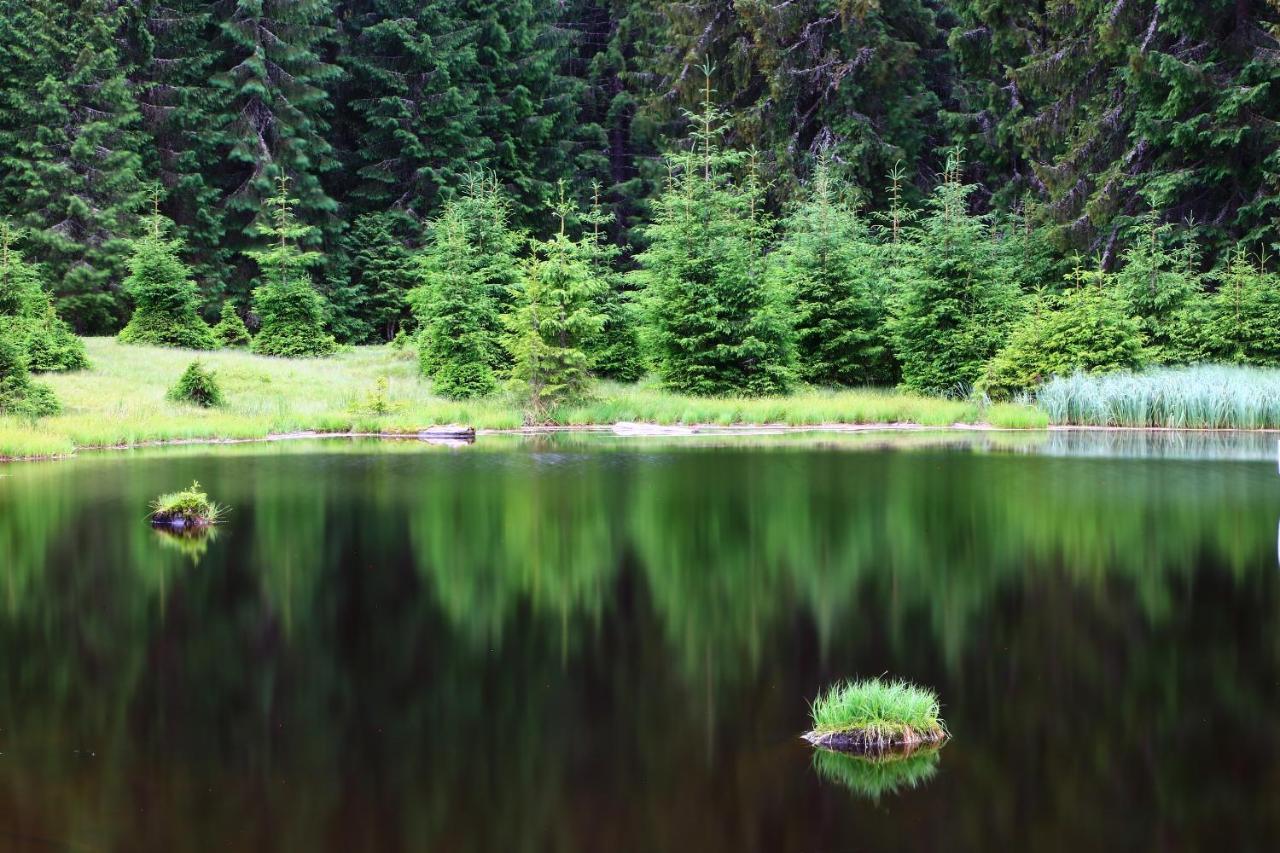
[0,338,1046,459]
[149,480,225,524]
[811,743,942,801]
[809,677,947,745]
[1038,365,1280,428]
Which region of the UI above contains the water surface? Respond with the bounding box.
[1,432,1278,851]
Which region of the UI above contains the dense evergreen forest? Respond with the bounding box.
[2,0,1280,408]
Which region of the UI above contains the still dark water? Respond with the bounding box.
[1,432,1279,852]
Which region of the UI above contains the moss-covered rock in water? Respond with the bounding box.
[804,677,947,753]
[168,360,224,408]
[149,481,224,528]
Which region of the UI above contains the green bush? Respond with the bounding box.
[0,224,88,372]
[1204,248,1280,366]
[980,285,1144,399]
[118,214,216,349]
[212,304,252,347]
[167,359,224,408]
[0,332,59,417]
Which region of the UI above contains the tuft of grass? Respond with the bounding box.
[809,677,946,746]
[0,423,76,460]
[812,744,942,802]
[149,480,225,525]
[1038,365,1280,428]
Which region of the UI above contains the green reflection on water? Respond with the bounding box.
[811,745,943,802]
[0,433,1277,850]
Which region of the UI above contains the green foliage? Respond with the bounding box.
[890,153,1025,395]
[0,0,147,333]
[1114,218,1204,363]
[210,0,340,285]
[212,304,251,348]
[349,376,403,417]
[1204,248,1280,366]
[579,184,643,382]
[505,193,608,419]
[981,280,1144,400]
[149,480,224,524]
[634,72,794,396]
[248,179,336,358]
[118,209,216,350]
[770,158,893,386]
[0,331,59,417]
[409,176,520,398]
[167,359,224,408]
[325,212,417,343]
[811,746,942,803]
[809,677,946,741]
[0,222,88,372]
[1038,365,1280,429]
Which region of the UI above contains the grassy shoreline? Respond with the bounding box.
[0,338,1047,461]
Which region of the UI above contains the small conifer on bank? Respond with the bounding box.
[212,304,252,347]
[505,186,608,420]
[249,177,336,358]
[0,333,59,417]
[168,359,224,408]
[118,201,216,349]
[0,221,88,372]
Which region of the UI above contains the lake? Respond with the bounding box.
[1,431,1278,851]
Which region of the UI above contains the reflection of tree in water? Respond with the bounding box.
[0,441,1278,849]
[811,745,942,802]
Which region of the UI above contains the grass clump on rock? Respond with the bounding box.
[149,480,224,528]
[804,677,947,753]
[168,359,224,408]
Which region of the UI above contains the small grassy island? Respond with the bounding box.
[804,677,948,753]
[149,481,224,530]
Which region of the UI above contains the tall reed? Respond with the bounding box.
[1038,366,1280,429]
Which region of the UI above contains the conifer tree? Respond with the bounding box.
[118,201,217,349]
[890,151,1024,396]
[409,202,500,399]
[135,0,230,297]
[634,69,794,396]
[0,0,147,332]
[581,183,643,382]
[769,157,892,386]
[1206,247,1280,366]
[326,212,416,343]
[248,177,336,357]
[1114,217,1204,363]
[212,303,252,348]
[409,174,521,393]
[210,0,341,295]
[0,222,88,372]
[981,270,1144,399]
[505,186,607,419]
[0,333,59,418]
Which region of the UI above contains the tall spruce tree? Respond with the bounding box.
[248,177,336,357]
[409,202,501,399]
[769,157,892,386]
[0,0,147,332]
[581,182,643,382]
[1114,216,1205,363]
[505,186,607,419]
[890,151,1025,396]
[135,0,230,300]
[211,0,342,298]
[324,211,416,343]
[634,70,793,396]
[118,202,217,350]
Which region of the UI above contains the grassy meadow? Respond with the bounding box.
[0,338,1050,459]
